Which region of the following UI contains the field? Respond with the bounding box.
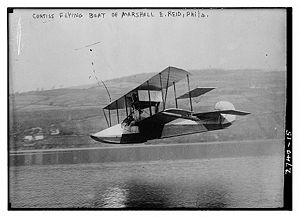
[9,69,286,150]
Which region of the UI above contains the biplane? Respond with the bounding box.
[90,66,250,144]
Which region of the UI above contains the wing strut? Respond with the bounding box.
[159,73,165,110]
[103,109,109,127]
[108,109,111,127]
[125,95,128,116]
[164,67,171,107]
[173,81,178,108]
[147,81,152,116]
[116,100,119,123]
[187,74,193,111]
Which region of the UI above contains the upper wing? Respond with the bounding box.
[193,110,250,120]
[103,66,191,110]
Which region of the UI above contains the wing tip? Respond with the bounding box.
[167,66,192,75]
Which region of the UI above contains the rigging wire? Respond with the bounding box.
[89,48,111,103]
[88,47,111,127]
[74,41,101,51]
[75,42,111,127]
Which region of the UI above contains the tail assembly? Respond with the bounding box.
[193,101,250,124]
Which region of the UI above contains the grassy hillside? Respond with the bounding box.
[9,69,286,150]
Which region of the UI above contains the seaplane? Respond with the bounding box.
[90,66,250,144]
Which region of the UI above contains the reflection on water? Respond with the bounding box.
[9,155,284,208]
[97,186,127,208]
[123,180,172,208]
[195,182,230,208]
[119,180,230,208]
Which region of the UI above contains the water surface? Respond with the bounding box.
[9,155,283,208]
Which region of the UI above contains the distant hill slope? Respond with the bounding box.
[9,69,286,150]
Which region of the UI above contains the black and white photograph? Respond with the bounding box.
[7,7,292,209]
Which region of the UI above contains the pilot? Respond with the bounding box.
[133,109,140,121]
[131,93,140,111]
[122,112,139,128]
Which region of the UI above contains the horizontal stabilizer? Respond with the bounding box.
[193,110,250,120]
[216,110,250,116]
[177,87,215,99]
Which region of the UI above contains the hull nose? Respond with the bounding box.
[91,123,145,144]
[90,134,105,142]
[90,134,122,144]
[90,124,123,144]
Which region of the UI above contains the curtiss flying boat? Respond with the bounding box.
[90,67,250,144]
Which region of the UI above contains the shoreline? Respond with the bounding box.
[9,139,284,167]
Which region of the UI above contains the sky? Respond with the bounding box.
[9,8,287,92]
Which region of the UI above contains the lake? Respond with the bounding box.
[9,140,284,208]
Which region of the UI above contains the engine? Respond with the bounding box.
[215,101,236,124]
